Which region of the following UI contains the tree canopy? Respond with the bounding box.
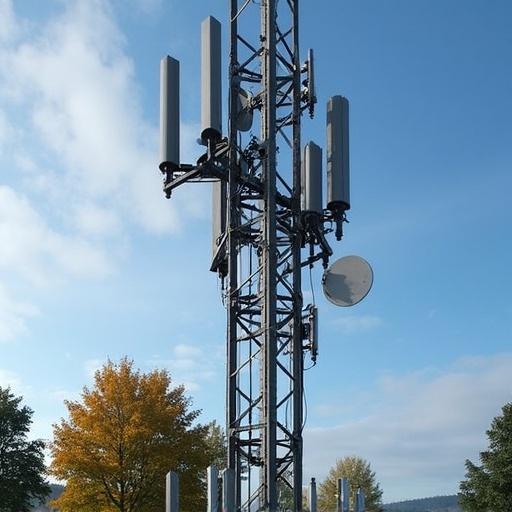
[0,387,50,512]
[317,455,383,512]
[459,402,512,511]
[50,358,213,512]
[204,420,226,471]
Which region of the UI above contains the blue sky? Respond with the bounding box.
[0,0,511,503]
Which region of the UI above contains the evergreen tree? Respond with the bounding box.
[0,387,50,512]
[459,402,512,511]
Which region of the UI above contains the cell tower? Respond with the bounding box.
[159,1,370,510]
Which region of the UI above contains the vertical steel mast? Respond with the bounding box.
[225,1,305,509]
[159,0,351,509]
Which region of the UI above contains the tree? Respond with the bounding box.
[50,358,212,512]
[459,402,512,511]
[0,387,50,512]
[318,456,383,512]
[205,420,226,471]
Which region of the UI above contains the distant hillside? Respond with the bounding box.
[32,484,64,511]
[384,494,460,512]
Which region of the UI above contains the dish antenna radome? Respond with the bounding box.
[322,255,373,307]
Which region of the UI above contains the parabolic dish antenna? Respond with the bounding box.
[322,255,373,307]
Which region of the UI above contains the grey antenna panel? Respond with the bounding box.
[201,16,222,142]
[326,95,350,211]
[160,56,180,171]
[323,255,373,307]
[301,141,323,214]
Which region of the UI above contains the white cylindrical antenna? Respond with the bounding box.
[160,56,180,172]
[301,141,323,214]
[326,95,350,211]
[201,16,222,143]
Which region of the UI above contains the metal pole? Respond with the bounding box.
[309,478,317,512]
[165,471,179,512]
[227,0,240,508]
[261,1,278,509]
[341,478,350,512]
[355,488,365,512]
[208,466,219,512]
[291,2,304,510]
[222,468,235,512]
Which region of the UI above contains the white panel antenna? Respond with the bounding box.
[326,95,350,211]
[201,16,222,142]
[301,141,323,215]
[159,56,180,172]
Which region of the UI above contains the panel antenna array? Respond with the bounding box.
[158,1,356,510]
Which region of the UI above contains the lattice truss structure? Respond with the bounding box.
[159,0,349,509]
[223,1,310,510]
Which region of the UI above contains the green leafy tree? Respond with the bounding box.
[51,358,212,512]
[0,387,51,512]
[459,402,512,511]
[318,456,383,512]
[205,420,226,470]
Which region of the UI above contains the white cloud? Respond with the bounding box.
[126,0,163,14]
[0,109,11,147]
[0,186,111,284]
[0,0,209,340]
[0,0,199,235]
[0,283,38,341]
[304,353,512,502]
[148,342,221,392]
[0,368,22,390]
[331,314,383,334]
[84,358,105,381]
[0,0,19,43]
[73,203,121,237]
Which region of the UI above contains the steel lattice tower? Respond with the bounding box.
[159,1,351,510]
[226,1,304,510]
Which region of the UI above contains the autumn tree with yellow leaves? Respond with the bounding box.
[50,359,214,512]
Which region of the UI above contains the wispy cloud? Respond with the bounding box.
[148,342,222,392]
[0,186,112,285]
[331,314,384,334]
[83,358,105,382]
[304,353,512,502]
[0,368,22,390]
[0,283,39,342]
[0,0,206,340]
[0,0,19,43]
